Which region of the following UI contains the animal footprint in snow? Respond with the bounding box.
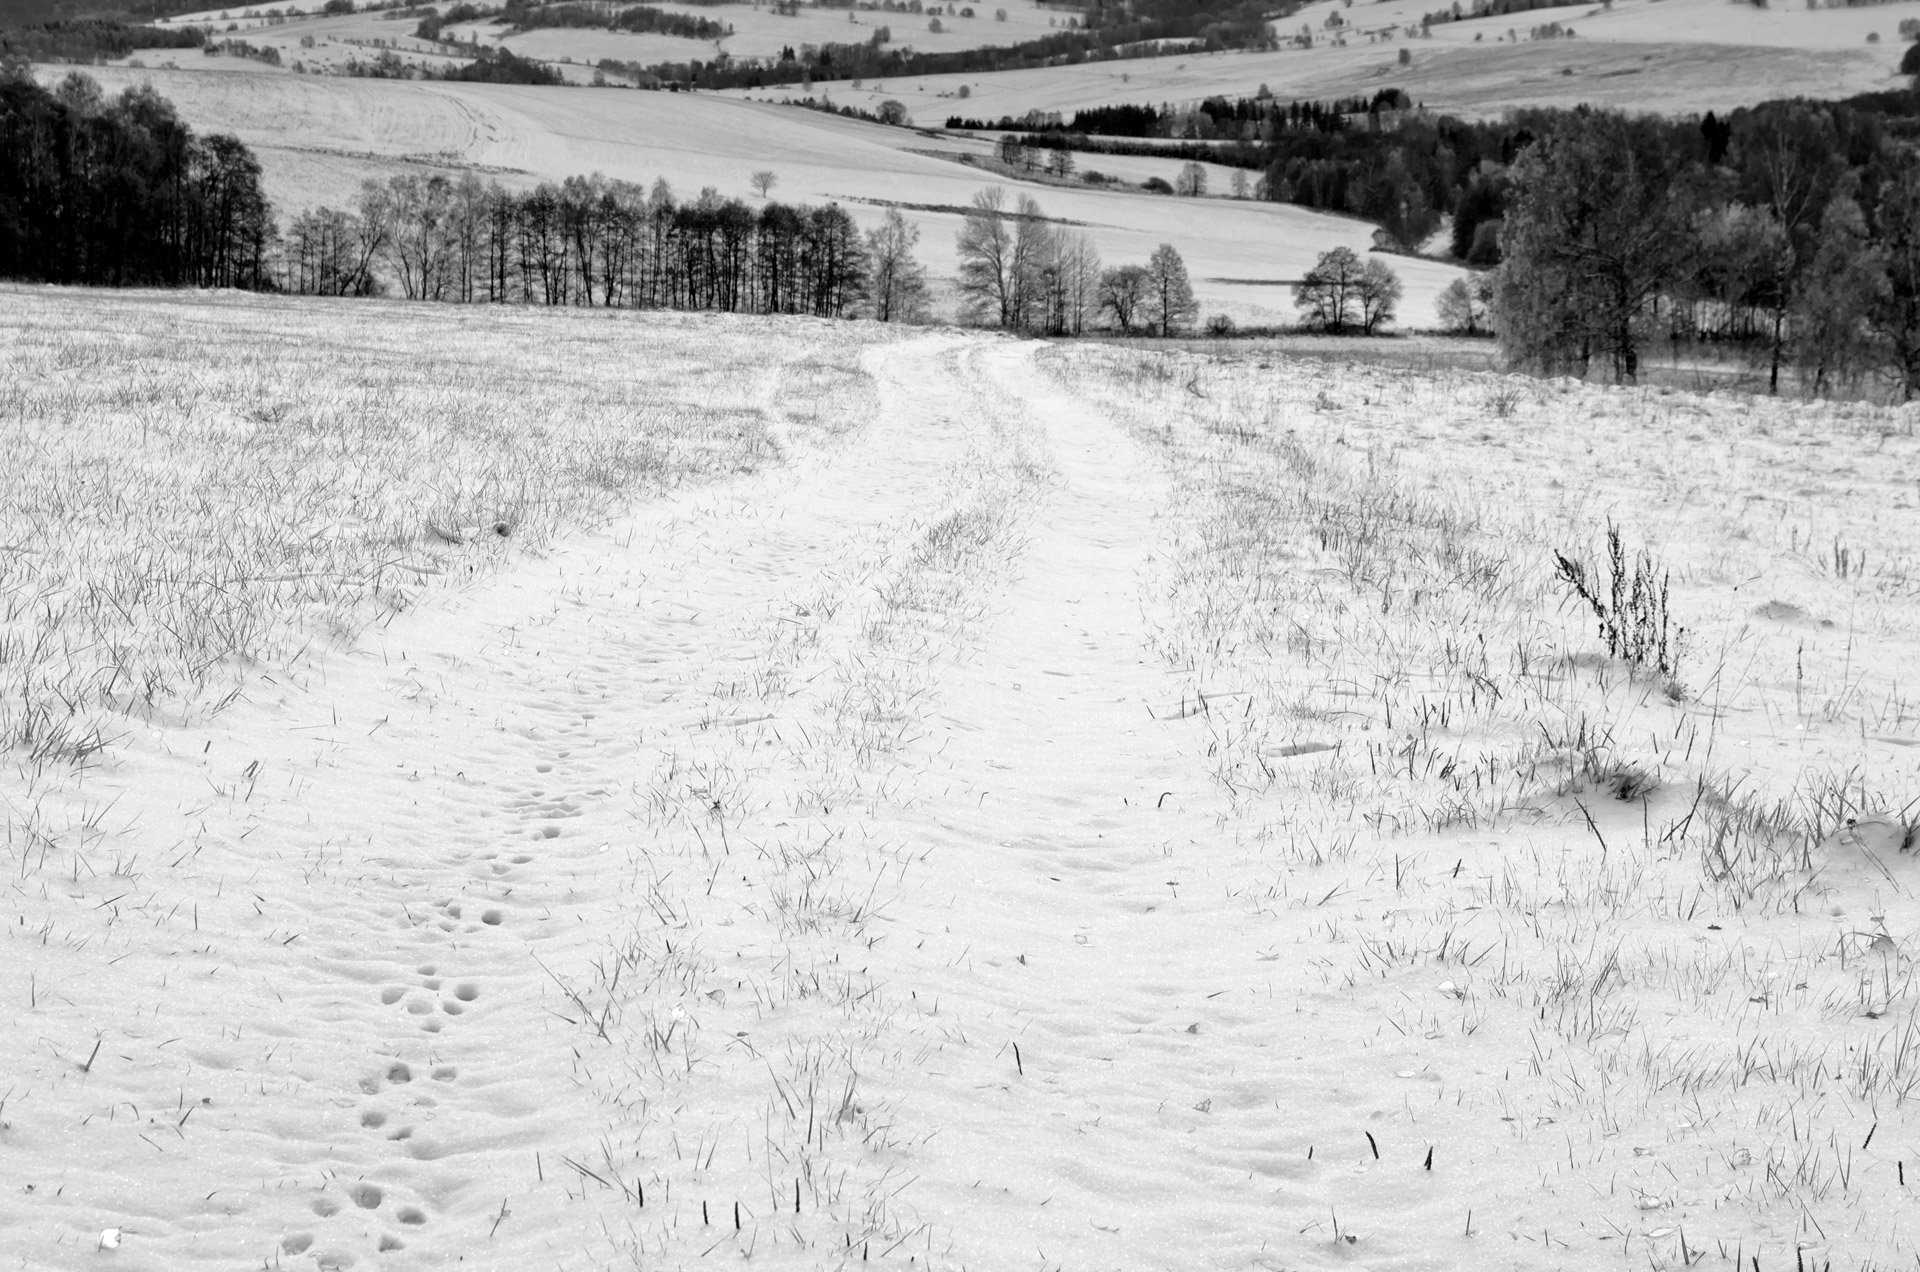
[347,1182,382,1210]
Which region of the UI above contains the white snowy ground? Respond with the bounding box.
[5,289,1920,1271]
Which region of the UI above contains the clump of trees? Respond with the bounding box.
[341,45,565,83]
[1292,247,1402,334]
[414,3,487,41]
[500,1,730,40]
[952,185,1197,336]
[954,185,1104,335]
[0,67,273,288]
[1493,101,1920,397]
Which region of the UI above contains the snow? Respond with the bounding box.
[6,286,1920,1269]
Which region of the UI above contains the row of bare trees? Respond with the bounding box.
[954,185,1197,335]
[280,171,927,321]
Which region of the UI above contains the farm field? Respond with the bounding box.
[49,65,1467,327]
[1289,0,1920,51]
[149,0,1080,81]
[5,287,1920,1269]
[148,6,497,78]
[791,36,1901,126]
[444,0,1080,68]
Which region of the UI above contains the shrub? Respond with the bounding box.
[1553,524,1684,680]
[1142,176,1173,194]
[1903,40,1920,75]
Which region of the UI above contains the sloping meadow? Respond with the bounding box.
[1043,343,1920,1266]
[0,287,890,769]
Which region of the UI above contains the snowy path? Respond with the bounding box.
[3,333,1438,1272]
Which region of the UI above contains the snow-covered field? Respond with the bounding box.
[150,0,1080,82]
[443,0,1078,67]
[790,35,1899,125]
[1292,0,1920,51]
[50,65,1465,328]
[5,287,1920,1270]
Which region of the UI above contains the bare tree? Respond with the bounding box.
[1008,193,1054,331]
[1293,246,1365,332]
[1050,230,1102,335]
[1046,147,1074,180]
[1175,161,1208,197]
[1868,163,1920,400]
[1144,243,1198,335]
[1730,105,1843,391]
[866,207,928,322]
[353,178,397,296]
[1099,264,1149,333]
[751,170,778,199]
[955,184,1015,326]
[1792,191,1886,396]
[1354,258,1403,334]
[1435,274,1493,335]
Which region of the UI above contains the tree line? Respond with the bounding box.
[280,172,900,318]
[341,43,565,83]
[951,90,1398,140]
[0,17,206,62]
[1493,101,1920,397]
[0,65,273,288]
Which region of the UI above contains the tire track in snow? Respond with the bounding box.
[858,342,1413,1271]
[1,333,976,1270]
